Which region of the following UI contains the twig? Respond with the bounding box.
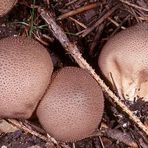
[69,17,87,29]
[81,5,118,37]
[97,128,138,148]
[119,0,148,12]
[65,0,79,7]
[7,119,47,141]
[38,8,148,136]
[109,15,129,38]
[6,119,69,148]
[108,17,126,30]
[89,23,105,56]
[57,3,98,20]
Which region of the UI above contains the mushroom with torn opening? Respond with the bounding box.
[0,36,53,119]
[0,0,17,16]
[37,67,104,142]
[98,22,148,102]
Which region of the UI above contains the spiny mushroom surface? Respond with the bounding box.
[98,22,148,102]
[0,36,53,119]
[37,67,104,142]
[0,0,17,16]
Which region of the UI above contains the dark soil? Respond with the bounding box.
[0,130,46,148]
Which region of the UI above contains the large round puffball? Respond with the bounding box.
[98,23,148,102]
[0,36,53,119]
[37,67,104,142]
[0,0,17,16]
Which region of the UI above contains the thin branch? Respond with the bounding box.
[108,17,126,30]
[95,128,138,148]
[81,5,118,37]
[119,0,148,12]
[57,3,98,20]
[69,17,87,29]
[7,119,47,141]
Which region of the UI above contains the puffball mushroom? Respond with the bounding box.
[0,36,53,119]
[0,0,17,16]
[98,23,148,102]
[37,67,104,142]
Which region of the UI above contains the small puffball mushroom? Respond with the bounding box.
[37,67,104,142]
[98,23,148,102]
[0,36,53,119]
[0,0,17,16]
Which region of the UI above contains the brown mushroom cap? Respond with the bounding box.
[0,36,53,119]
[37,67,104,142]
[0,0,17,16]
[98,22,148,102]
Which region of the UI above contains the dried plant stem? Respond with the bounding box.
[119,0,148,12]
[57,2,98,20]
[7,119,68,148]
[38,8,148,136]
[7,119,48,141]
[81,5,118,37]
[69,17,87,29]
